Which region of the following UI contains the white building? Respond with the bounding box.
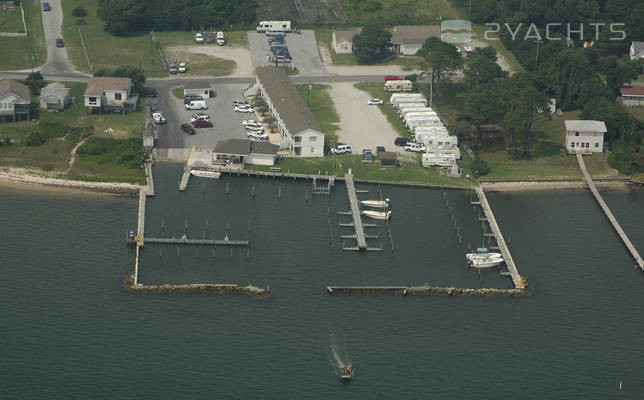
[255,66,325,157]
[564,120,606,153]
[630,41,644,60]
[84,77,137,114]
[213,139,279,166]
[332,29,359,54]
[183,81,211,98]
[40,82,70,112]
[391,25,440,55]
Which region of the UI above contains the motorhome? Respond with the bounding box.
[384,80,413,92]
[406,117,442,131]
[403,111,439,124]
[397,103,428,114]
[422,153,456,168]
[388,93,425,104]
[391,97,428,109]
[256,21,291,33]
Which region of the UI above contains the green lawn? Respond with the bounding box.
[0,6,25,32]
[250,155,473,187]
[627,106,644,121]
[339,0,456,26]
[295,84,340,145]
[172,87,184,99]
[0,0,46,70]
[353,82,409,137]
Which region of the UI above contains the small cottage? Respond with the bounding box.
[84,77,137,114]
[564,120,607,153]
[40,82,71,112]
[391,26,441,55]
[213,139,279,166]
[620,85,644,107]
[332,29,360,54]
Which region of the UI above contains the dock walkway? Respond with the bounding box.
[344,170,367,250]
[577,153,644,270]
[179,168,190,191]
[140,236,248,246]
[475,187,525,289]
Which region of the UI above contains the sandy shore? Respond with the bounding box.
[481,179,632,192]
[0,168,142,195]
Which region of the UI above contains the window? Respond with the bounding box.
[294,136,301,143]
[595,143,599,148]
[311,147,315,153]
[115,93,122,101]
[571,142,575,147]
[89,97,96,102]
[586,142,589,148]
[575,131,579,136]
[309,136,316,142]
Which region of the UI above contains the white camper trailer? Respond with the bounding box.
[397,104,429,115]
[415,131,453,145]
[389,93,425,104]
[392,97,428,109]
[256,21,292,33]
[403,111,438,122]
[384,80,413,92]
[422,153,456,168]
[406,117,442,131]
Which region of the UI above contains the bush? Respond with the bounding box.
[4,137,11,146]
[472,159,490,177]
[76,18,86,25]
[608,140,642,175]
[39,121,68,139]
[42,165,54,172]
[25,71,45,95]
[24,131,45,147]
[77,137,146,169]
[72,7,87,17]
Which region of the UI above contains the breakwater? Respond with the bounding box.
[327,282,533,297]
[123,273,270,298]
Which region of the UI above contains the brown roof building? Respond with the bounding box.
[620,85,644,107]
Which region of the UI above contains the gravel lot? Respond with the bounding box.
[248,30,326,76]
[165,45,254,77]
[328,83,403,155]
[153,83,251,150]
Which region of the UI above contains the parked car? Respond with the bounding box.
[234,106,254,113]
[368,98,383,105]
[144,87,157,98]
[168,63,178,74]
[195,33,204,43]
[330,143,352,155]
[192,119,213,128]
[178,62,187,73]
[242,121,262,129]
[376,146,386,155]
[42,2,51,11]
[206,32,215,43]
[363,149,373,162]
[180,123,196,135]
[216,31,225,46]
[233,100,251,106]
[55,38,65,47]
[246,126,265,133]
[394,137,410,146]
[152,112,166,124]
[190,113,210,123]
[185,100,207,110]
[184,94,204,104]
[404,142,426,153]
[247,131,269,140]
[384,75,403,81]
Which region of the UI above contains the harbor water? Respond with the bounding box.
[1,164,643,399]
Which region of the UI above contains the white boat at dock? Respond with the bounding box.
[361,210,391,220]
[190,170,221,179]
[466,248,504,268]
[360,198,390,208]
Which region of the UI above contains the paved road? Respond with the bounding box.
[38,0,79,75]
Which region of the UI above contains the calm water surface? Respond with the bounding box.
[1,165,643,399]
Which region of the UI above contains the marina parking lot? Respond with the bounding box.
[153,83,253,149]
[247,30,326,76]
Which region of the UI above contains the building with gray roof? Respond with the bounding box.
[565,120,607,153]
[0,79,31,122]
[40,82,71,112]
[391,25,441,55]
[255,66,324,157]
[213,138,279,166]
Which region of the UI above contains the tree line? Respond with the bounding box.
[97,0,257,34]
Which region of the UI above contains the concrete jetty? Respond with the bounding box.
[344,170,367,250]
[577,153,644,270]
[179,168,191,191]
[124,274,269,298]
[137,190,146,239]
[474,187,525,289]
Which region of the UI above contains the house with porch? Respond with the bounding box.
[84,77,137,114]
[40,82,71,112]
[0,79,31,122]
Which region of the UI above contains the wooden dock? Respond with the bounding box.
[137,189,146,239]
[344,170,367,250]
[138,236,248,246]
[577,153,644,270]
[179,168,190,191]
[475,186,525,289]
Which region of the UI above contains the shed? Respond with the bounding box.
[391,25,441,55]
[379,151,398,168]
[332,29,360,54]
[183,81,211,97]
[564,120,607,153]
[40,82,71,112]
[620,85,644,107]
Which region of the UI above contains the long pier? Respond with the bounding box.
[136,236,248,246]
[344,170,367,250]
[474,187,525,289]
[179,168,191,191]
[577,153,644,270]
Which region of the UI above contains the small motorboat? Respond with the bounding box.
[190,170,221,179]
[339,363,352,381]
[466,248,504,268]
[360,198,390,208]
[361,210,391,220]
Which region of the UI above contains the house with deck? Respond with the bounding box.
[84,77,137,114]
[40,82,71,112]
[0,79,31,122]
[565,120,606,153]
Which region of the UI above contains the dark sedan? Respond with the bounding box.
[180,123,196,135]
[192,119,213,128]
[56,38,65,47]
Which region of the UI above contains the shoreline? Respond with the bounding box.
[0,169,142,195]
[480,179,634,192]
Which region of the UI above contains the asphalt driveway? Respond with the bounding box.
[247,30,326,76]
[39,0,73,74]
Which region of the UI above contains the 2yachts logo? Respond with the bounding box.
[441,20,472,44]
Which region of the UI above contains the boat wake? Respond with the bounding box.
[327,333,353,378]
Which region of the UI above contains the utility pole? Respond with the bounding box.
[307,81,311,106]
[534,39,543,64]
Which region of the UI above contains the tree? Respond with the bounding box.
[72,7,87,17]
[352,22,391,64]
[463,52,507,88]
[580,98,638,142]
[600,57,639,94]
[25,71,45,95]
[541,47,594,110]
[418,37,462,100]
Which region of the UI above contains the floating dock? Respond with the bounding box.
[326,284,532,297]
[474,187,525,289]
[577,153,644,270]
[133,236,248,246]
[344,170,367,250]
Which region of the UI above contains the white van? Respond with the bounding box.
[330,143,352,155]
[216,31,225,46]
[185,100,207,110]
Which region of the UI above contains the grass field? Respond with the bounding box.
[0,81,146,181]
[339,0,456,26]
[295,84,340,145]
[250,155,473,186]
[353,82,409,137]
[627,106,644,121]
[0,6,25,32]
[0,0,46,70]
